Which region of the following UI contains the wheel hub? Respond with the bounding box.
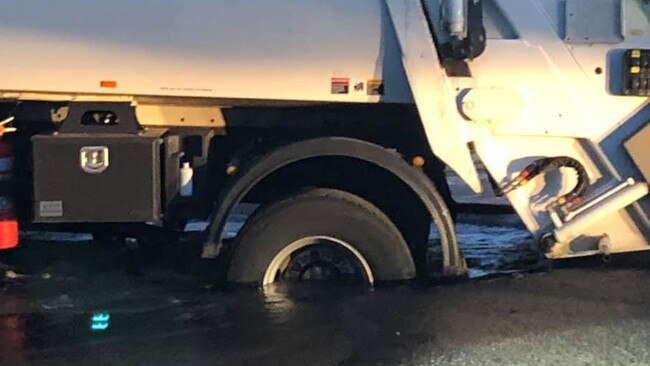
[263,236,374,286]
[281,245,356,282]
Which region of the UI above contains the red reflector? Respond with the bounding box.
[100,81,117,88]
[0,219,18,250]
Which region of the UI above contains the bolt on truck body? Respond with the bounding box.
[0,0,649,284]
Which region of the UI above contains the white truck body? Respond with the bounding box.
[1,0,649,262]
[0,0,411,104]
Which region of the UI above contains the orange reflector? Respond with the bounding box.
[412,156,425,168]
[225,165,238,176]
[0,219,18,250]
[100,80,118,88]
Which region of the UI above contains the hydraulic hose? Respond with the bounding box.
[502,156,589,211]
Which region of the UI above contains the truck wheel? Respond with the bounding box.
[227,189,416,285]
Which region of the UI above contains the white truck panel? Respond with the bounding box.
[0,0,413,104]
[386,0,482,192]
[464,0,650,255]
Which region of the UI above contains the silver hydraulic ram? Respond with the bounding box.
[544,179,649,257]
[439,0,486,60]
[441,0,468,39]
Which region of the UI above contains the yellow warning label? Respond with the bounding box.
[631,49,641,58]
[631,66,641,74]
[367,79,384,96]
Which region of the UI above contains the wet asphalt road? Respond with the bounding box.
[2,215,650,366]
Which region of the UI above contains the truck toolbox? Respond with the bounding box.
[32,131,164,223]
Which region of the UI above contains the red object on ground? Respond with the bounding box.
[0,218,18,250]
[0,140,18,250]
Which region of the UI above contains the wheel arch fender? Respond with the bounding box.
[202,136,467,277]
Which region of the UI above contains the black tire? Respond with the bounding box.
[228,188,416,285]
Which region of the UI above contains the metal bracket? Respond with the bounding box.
[60,102,141,134]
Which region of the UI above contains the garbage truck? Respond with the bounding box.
[0,0,648,285]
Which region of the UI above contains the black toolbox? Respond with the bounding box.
[32,130,166,224]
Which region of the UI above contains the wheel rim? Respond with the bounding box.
[263,236,374,286]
